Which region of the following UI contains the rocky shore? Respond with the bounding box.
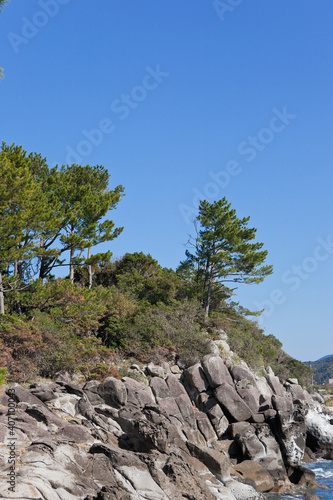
[0,333,332,499]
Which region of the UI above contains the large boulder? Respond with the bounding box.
[200,394,229,438]
[231,422,287,482]
[287,383,307,402]
[231,460,274,492]
[186,441,231,482]
[235,380,261,414]
[122,377,155,407]
[271,393,293,413]
[195,411,218,445]
[83,380,105,406]
[305,409,333,459]
[266,367,285,396]
[202,355,234,388]
[183,363,210,394]
[271,408,306,466]
[214,382,252,422]
[165,374,189,398]
[150,377,170,400]
[97,377,127,408]
[229,365,256,384]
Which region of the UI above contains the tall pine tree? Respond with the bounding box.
[179,198,273,317]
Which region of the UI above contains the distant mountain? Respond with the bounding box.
[317,354,333,361]
[304,355,333,385]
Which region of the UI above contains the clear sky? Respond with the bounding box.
[1,0,332,362]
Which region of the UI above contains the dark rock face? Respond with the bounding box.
[0,351,331,499]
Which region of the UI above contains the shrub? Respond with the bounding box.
[0,367,7,385]
[118,300,210,363]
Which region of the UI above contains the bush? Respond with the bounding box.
[0,367,7,385]
[118,300,210,363]
[0,311,116,383]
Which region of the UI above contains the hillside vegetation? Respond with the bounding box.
[304,356,333,385]
[0,252,312,387]
[0,143,312,388]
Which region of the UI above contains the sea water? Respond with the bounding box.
[264,459,333,500]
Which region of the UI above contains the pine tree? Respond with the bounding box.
[55,164,124,282]
[0,147,46,313]
[179,198,273,317]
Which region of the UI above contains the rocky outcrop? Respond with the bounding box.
[0,336,331,499]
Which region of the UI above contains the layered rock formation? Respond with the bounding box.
[0,335,332,499]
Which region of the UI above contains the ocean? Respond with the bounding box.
[264,459,333,500]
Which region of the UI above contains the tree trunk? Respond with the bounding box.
[69,246,75,282]
[204,264,214,318]
[87,245,92,289]
[0,272,5,314]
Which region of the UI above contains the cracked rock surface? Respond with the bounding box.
[0,343,331,499]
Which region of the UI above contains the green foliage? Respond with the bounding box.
[0,367,7,385]
[20,279,111,336]
[0,143,124,314]
[0,311,115,382]
[95,252,185,305]
[209,303,312,387]
[0,166,311,389]
[54,163,124,281]
[180,197,273,316]
[118,300,210,364]
[0,145,48,276]
[304,356,333,385]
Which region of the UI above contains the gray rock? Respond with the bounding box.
[158,397,183,424]
[288,383,307,402]
[273,408,307,466]
[231,460,274,493]
[195,411,218,445]
[231,422,287,481]
[147,362,166,378]
[175,393,196,427]
[84,389,105,406]
[272,393,293,413]
[200,395,229,438]
[214,382,252,422]
[186,441,231,482]
[6,384,47,407]
[235,379,261,413]
[202,355,234,388]
[287,378,298,385]
[229,365,256,384]
[305,409,333,459]
[266,368,285,396]
[170,364,182,374]
[150,377,170,399]
[162,456,217,499]
[97,377,127,407]
[183,363,210,393]
[166,374,188,398]
[123,377,155,407]
[224,479,265,500]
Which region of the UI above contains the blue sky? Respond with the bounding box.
[1,0,332,362]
